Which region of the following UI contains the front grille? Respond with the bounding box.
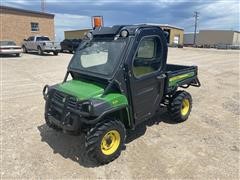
[49,91,80,120]
[54,91,65,102]
[68,97,77,109]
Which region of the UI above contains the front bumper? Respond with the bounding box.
[42,46,61,52]
[46,114,83,131]
[44,90,89,132]
[0,49,23,54]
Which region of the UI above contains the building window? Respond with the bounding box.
[31,22,39,31]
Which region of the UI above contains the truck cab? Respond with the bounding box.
[43,25,200,164]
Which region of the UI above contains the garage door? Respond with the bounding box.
[174,35,180,44]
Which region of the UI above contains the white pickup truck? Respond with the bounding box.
[22,36,61,55]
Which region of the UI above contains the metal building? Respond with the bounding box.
[197,30,240,47]
[184,30,240,48]
[64,29,90,40]
[183,33,199,46]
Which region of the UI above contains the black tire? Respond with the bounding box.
[16,53,21,57]
[168,90,192,122]
[22,46,28,53]
[38,46,43,55]
[53,51,58,56]
[85,120,126,165]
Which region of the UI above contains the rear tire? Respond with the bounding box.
[53,51,58,55]
[168,90,192,122]
[85,120,126,165]
[16,53,21,57]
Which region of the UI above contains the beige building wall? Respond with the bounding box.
[159,26,184,46]
[64,29,90,39]
[170,28,184,45]
[197,30,235,46]
[0,7,54,45]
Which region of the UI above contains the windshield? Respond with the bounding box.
[69,40,126,77]
[0,41,16,46]
[36,36,50,41]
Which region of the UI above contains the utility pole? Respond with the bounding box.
[193,11,199,46]
[41,0,45,12]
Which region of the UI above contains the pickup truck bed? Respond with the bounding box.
[165,64,200,93]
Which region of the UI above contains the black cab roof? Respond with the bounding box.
[92,25,162,37]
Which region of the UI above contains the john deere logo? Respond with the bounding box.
[62,97,66,103]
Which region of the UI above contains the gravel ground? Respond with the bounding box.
[1,48,239,179]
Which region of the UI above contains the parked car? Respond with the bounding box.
[22,36,61,55]
[60,39,82,53]
[0,40,23,57]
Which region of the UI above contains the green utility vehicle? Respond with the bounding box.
[43,25,200,164]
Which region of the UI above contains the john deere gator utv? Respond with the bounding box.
[43,24,201,164]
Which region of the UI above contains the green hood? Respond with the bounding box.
[57,80,104,100]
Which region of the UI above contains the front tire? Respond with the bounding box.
[38,46,43,55]
[85,120,126,165]
[168,90,192,122]
[53,51,58,55]
[22,46,28,53]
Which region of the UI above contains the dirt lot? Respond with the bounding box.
[1,48,239,179]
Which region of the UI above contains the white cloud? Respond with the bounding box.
[54,13,91,41]
[174,0,239,31]
[46,0,188,7]
[197,1,239,30]
[2,0,30,5]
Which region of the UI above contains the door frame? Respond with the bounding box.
[125,27,167,125]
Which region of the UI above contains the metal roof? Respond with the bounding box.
[0,5,54,17]
[136,23,184,31]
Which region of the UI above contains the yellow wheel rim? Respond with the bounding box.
[181,99,190,116]
[101,130,120,155]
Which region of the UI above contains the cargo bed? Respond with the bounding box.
[165,64,201,93]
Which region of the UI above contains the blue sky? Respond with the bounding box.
[1,0,239,40]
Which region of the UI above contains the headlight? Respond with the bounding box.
[120,30,129,37]
[86,32,93,40]
[81,101,93,113]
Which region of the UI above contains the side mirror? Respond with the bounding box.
[24,39,27,41]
